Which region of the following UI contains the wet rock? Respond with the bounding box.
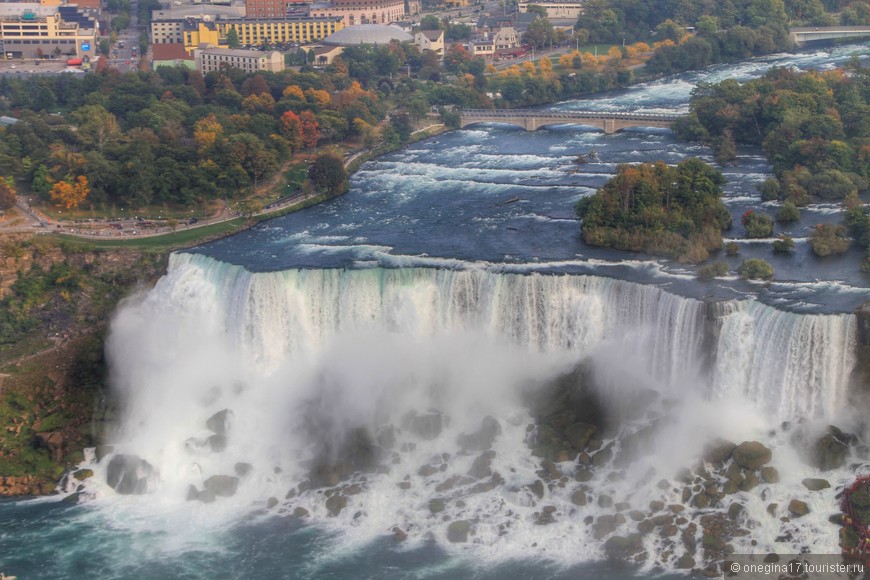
[598,494,613,508]
[106,454,158,495]
[615,502,631,512]
[722,481,738,495]
[788,499,810,517]
[652,514,673,527]
[206,409,233,435]
[728,503,746,521]
[73,469,94,480]
[592,515,617,540]
[760,466,779,483]
[526,479,545,500]
[447,520,471,543]
[591,445,612,467]
[571,489,587,506]
[669,504,685,513]
[207,434,228,452]
[436,476,461,492]
[732,441,772,470]
[458,415,502,452]
[628,510,645,522]
[702,533,726,552]
[603,535,630,559]
[801,478,831,491]
[575,468,593,482]
[468,450,496,479]
[725,463,743,484]
[661,524,678,537]
[767,503,778,517]
[325,494,347,516]
[812,431,849,471]
[704,439,736,464]
[739,472,760,492]
[565,423,597,451]
[637,519,655,534]
[235,462,253,477]
[266,497,278,509]
[429,499,446,514]
[676,554,695,569]
[692,494,710,509]
[649,500,665,512]
[406,411,443,440]
[418,465,438,477]
[293,507,309,518]
[392,527,407,541]
[203,475,239,498]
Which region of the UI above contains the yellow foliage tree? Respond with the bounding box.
[521,61,536,75]
[607,46,622,60]
[538,56,553,75]
[633,42,651,53]
[282,85,305,100]
[193,113,224,153]
[305,88,331,108]
[559,52,573,68]
[499,65,522,78]
[50,175,89,209]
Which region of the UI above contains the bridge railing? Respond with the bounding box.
[460,109,682,121]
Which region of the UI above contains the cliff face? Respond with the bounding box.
[0,234,166,496]
[856,302,870,391]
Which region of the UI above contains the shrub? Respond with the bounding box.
[810,223,850,256]
[697,261,729,280]
[741,210,774,238]
[726,242,740,256]
[738,258,774,280]
[776,202,800,223]
[759,178,780,201]
[772,235,794,253]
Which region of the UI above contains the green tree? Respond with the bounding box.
[741,210,774,238]
[308,153,347,195]
[227,28,241,49]
[810,223,850,256]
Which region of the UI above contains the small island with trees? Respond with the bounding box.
[575,157,732,263]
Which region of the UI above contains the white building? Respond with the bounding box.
[195,46,285,73]
[517,0,585,19]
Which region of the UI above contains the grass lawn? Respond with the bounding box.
[53,218,249,251]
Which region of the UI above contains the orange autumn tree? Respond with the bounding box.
[50,175,89,209]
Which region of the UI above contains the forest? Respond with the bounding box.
[675,62,870,270]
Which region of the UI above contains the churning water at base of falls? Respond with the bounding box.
[3,43,870,580]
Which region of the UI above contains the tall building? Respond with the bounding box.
[244,0,289,19]
[0,4,97,59]
[309,0,406,27]
[152,15,344,54]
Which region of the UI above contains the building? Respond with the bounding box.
[245,0,311,19]
[195,45,284,73]
[309,24,431,65]
[517,0,584,19]
[155,15,343,54]
[470,37,493,57]
[0,4,97,60]
[217,16,343,47]
[309,0,406,27]
[152,42,194,69]
[414,29,443,55]
[492,26,518,50]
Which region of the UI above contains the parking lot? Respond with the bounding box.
[0,59,75,75]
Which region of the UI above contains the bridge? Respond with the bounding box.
[790,26,870,44]
[459,109,682,133]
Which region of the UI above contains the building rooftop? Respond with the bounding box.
[153,43,192,61]
[322,24,412,46]
[197,46,282,58]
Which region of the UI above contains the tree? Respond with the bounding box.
[772,235,795,253]
[0,176,15,211]
[194,113,224,153]
[71,105,121,151]
[526,4,548,17]
[741,210,774,238]
[227,28,241,49]
[420,15,441,30]
[307,153,347,195]
[810,223,850,256]
[49,176,89,209]
[280,110,303,153]
[738,258,774,280]
[300,111,320,150]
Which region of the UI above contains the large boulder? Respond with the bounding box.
[812,431,849,471]
[203,474,239,497]
[206,409,233,435]
[565,423,597,451]
[732,441,772,470]
[458,416,502,452]
[447,520,471,543]
[704,439,737,464]
[106,454,158,495]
